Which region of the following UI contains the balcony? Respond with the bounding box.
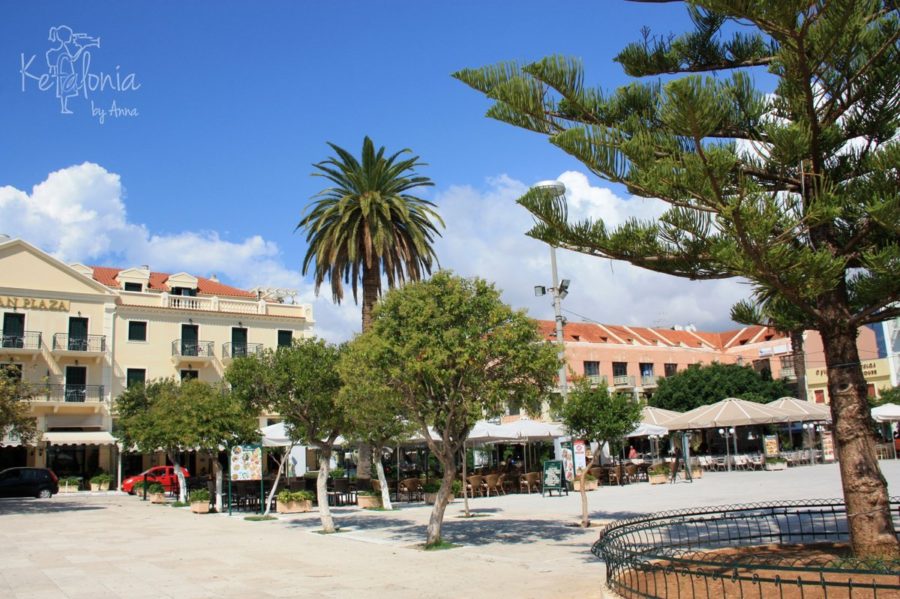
[613,375,635,388]
[51,334,106,360]
[0,331,43,359]
[780,365,797,380]
[585,374,608,387]
[42,384,105,403]
[640,374,659,388]
[118,289,310,320]
[171,339,215,366]
[222,342,264,362]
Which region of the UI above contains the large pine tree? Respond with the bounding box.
[455,0,900,556]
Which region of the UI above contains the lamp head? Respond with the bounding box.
[534,285,547,297]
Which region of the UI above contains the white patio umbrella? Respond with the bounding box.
[497,419,566,441]
[665,397,793,429]
[872,403,900,422]
[626,422,669,438]
[766,397,832,422]
[640,406,681,427]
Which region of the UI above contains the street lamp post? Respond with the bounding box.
[531,181,570,401]
[718,427,736,471]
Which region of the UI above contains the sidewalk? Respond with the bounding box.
[1,461,897,599]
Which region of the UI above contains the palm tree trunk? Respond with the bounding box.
[790,330,808,402]
[822,322,898,557]
[357,265,381,487]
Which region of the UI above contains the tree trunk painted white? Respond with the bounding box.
[212,458,223,512]
[316,453,336,533]
[168,452,187,503]
[375,459,392,511]
[263,447,291,517]
[425,460,457,546]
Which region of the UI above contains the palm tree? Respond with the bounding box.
[297,136,444,332]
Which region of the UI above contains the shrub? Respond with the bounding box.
[90,473,112,485]
[59,476,81,486]
[584,474,597,482]
[766,457,786,464]
[189,489,210,503]
[649,463,669,476]
[148,483,165,494]
[303,470,319,479]
[356,490,379,497]
[422,480,441,493]
[451,480,462,496]
[330,467,346,479]
[276,489,314,503]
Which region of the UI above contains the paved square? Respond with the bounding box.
[1,462,898,599]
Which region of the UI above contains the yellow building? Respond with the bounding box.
[0,238,313,483]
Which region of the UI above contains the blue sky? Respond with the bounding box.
[0,1,755,341]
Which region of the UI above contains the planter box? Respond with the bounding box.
[90,482,110,492]
[765,462,787,471]
[691,468,703,479]
[277,500,313,514]
[573,479,598,492]
[150,492,166,504]
[190,501,210,514]
[58,484,80,493]
[357,495,382,509]
[649,473,669,485]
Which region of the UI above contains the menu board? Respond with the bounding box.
[230,444,262,481]
[542,460,568,496]
[822,433,835,462]
[764,435,780,457]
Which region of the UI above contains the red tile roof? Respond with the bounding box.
[535,320,786,350]
[90,266,256,298]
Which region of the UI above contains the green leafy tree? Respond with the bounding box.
[561,378,641,528]
[0,366,39,446]
[349,271,560,546]
[337,335,414,510]
[872,385,900,408]
[226,338,345,533]
[651,362,794,412]
[297,136,444,484]
[455,1,900,556]
[115,379,255,504]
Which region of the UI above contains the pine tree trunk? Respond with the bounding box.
[822,324,899,557]
[425,457,457,546]
[375,459,392,510]
[790,330,808,402]
[316,453,336,533]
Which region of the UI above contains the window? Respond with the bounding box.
[128,321,147,342]
[752,358,771,378]
[664,363,678,377]
[640,363,654,377]
[612,362,628,377]
[2,313,25,348]
[126,369,146,389]
[123,282,142,292]
[583,361,600,377]
[180,370,198,381]
[277,330,293,347]
[814,390,825,404]
[171,287,196,297]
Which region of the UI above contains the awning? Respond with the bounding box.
[42,431,117,446]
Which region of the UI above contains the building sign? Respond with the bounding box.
[0,295,70,312]
[807,359,890,386]
[230,444,262,481]
[560,441,575,482]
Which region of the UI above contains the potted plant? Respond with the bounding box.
[330,467,346,479]
[423,480,441,504]
[276,489,314,513]
[765,457,787,471]
[356,490,382,509]
[148,482,166,504]
[58,476,81,493]
[573,473,599,492]
[90,473,112,492]
[189,489,211,513]
[648,463,669,485]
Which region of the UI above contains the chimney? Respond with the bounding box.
[140,265,149,271]
[209,273,219,282]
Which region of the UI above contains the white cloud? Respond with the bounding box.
[0,163,753,344]
[433,171,751,332]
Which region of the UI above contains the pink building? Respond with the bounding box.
[535,320,879,403]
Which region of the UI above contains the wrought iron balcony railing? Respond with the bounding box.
[38,384,105,403]
[613,375,635,387]
[171,339,215,358]
[52,333,106,352]
[0,330,42,350]
[222,342,264,359]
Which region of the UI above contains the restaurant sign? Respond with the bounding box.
[1,295,70,311]
[230,444,262,481]
[542,460,568,496]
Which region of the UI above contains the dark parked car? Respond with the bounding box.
[0,467,59,498]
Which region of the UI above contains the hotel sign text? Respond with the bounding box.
[1,295,70,312]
